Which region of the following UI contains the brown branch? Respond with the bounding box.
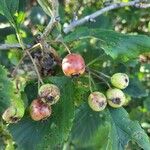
[63,0,150,33]
[11,43,41,77]
[0,44,30,50]
[41,0,60,39]
[25,50,44,84]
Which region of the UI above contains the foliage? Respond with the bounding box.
[0,0,150,149]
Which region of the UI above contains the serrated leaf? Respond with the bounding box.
[37,0,53,17]
[30,6,46,25]
[0,0,19,26]
[124,78,148,98]
[16,11,26,25]
[64,27,150,61]
[0,123,14,150]
[5,34,22,65]
[0,65,24,117]
[144,96,150,111]
[9,77,75,149]
[71,103,107,147]
[108,107,150,150]
[89,123,111,150]
[0,65,12,114]
[71,122,110,150]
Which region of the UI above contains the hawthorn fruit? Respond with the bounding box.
[62,53,85,77]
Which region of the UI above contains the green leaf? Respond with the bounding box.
[30,6,46,25]
[144,96,150,111]
[5,34,22,65]
[16,11,26,25]
[0,123,14,150]
[89,123,111,150]
[37,0,52,17]
[0,65,12,114]
[0,65,24,118]
[9,77,75,149]
[124,78,148,98]
[0,0,19,26]
[64,27,150,61]
[71,103,107,148]
[108,107,150,150]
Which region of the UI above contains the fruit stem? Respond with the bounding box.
[88,72,93,92]
[61,41,71,54]
[89,71,111,88]
[15,29,44,85]
[12,43,42,77]
[26,50,44,85]
[86,54,105,66]
[89,68,111,79]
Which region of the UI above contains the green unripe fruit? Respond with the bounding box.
[106,88,126,108]
[38,84,60,105]
[111,73,129,89]
[88,91,107,111]
[2,106,21,123]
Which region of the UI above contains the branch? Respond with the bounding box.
[25,50,44,84]
[135,3,150,8]
[0,43,31,50]
[63,0,150,34]
[41,0,60,39]
[11,43,42,77]
[0,44,21,50]
[40,0,62,67]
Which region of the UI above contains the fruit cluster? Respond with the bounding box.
[29,84,60,121]
[30,53,130,120]
[61,53,129,111]
[88,73,129,111]
[2,52,130,123]
[29,53,85,121]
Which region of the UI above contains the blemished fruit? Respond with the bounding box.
[38,84,60,105]
[106,88,126,108]
[88,91,107,111]
[2,106,21,123]
[30,99,51,121]
[62,53,85,77]
[111,73,129,89]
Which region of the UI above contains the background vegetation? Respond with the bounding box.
[0,0,150,149]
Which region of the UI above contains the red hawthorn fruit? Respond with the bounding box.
[30,99,51,121]
[62,53,85,77]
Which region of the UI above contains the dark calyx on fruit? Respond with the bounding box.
[125,78,128,83]
[47,95,54,102]
[112,97,121,104]
[10,116,20,123]
[98,101,105,107]
[71,73,80,78]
